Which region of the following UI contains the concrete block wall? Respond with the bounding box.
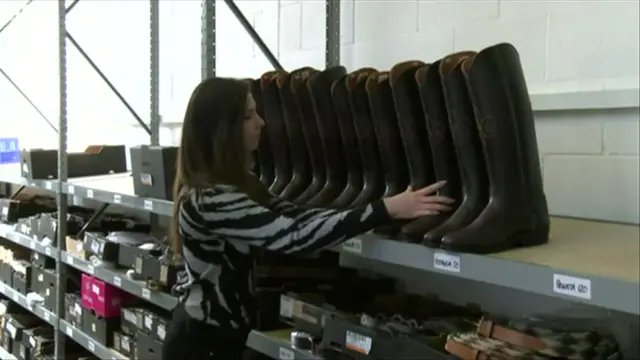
[0,0,638,224]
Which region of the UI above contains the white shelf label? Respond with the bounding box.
[87,265,95,275]
[433,252,461,273]
[553,274,592,300]
[11,290,18,301]
[0,283,4,292]
[113,194,122,204]
[44,311,50,322]
[0,227,6,237]
[45,182,52,190]
[45,247,52,256]
[114,276,122,287]
[30,240,36,249]
[142,288,151,299]
[143,200,153,211]
[278,347,294,360]
[342,239,362,254]
[345,330,372,355]
[279,295,293,318]
[86,189,94,198]
[68,185,75,194]
[66,254,75,265]
[88,341,95,352]
[66,326,73,337]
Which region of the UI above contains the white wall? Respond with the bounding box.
[0,0,638,224]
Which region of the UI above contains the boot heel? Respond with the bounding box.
[510,226,549,248]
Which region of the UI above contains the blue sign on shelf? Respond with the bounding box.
[0,138,19,164]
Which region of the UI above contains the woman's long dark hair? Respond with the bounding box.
[170,77,271,257]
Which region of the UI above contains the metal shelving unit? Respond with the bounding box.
[0,0,638,359]
[0,0,343,358]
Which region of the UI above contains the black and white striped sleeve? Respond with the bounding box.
[267,196,327,219]
[195,188,391,254]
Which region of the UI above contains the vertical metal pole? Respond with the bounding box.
[55,0,69,358]
[149,0,160,145]
[201,0,216,79]
[325,0,341,68]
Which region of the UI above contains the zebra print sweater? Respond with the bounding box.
[173,184,391,331]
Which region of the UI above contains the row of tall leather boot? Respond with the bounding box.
[249,42,550,255]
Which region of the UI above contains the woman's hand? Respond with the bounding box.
[383,181,455,219]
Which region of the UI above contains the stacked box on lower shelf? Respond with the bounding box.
[0,302,53,360]
[80,274,135,346]
[0,242,31,293]
[118,306,168,359]
[30,266,56,313]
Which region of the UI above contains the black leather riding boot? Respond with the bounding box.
[367,72,410,197]
[422,55,489,245]
[330,69,375,209]
[251,79,275,187]
[348,71,385,206]
[291,69,327,205]
[389,61,438,241]
[261,71,293,195]
[278,69,314,201]
[307,67,349,207]
[441,43,549,253]
[367,71,410,236]
[390,61,435,190]
[411,56,471,246]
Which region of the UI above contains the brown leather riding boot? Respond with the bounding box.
[422,55,490,246]
[261,71,293,196]
[250,79,275,187]
[366,71,410,236]
[347,70,386,206]
[388,61,439,241]
[441,43,549,253]
[330,68,375,209]
[307,67,349,207]
[414,54,473,246]
[291,69,327,205]
[278,69,314,201]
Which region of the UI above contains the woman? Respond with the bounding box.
[162,77,454,359]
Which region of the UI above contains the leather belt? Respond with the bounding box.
[445,332,549,360]
[449,317,624,360]
[477,318,547,351]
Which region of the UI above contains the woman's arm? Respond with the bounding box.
[267,196,330,218]
[187,187,390,255]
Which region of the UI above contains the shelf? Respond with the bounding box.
[0,223,58,259]
[0,345,16,360]
[0,282,57,326]
[64,174,172,216]
[0,164,54,190]
[0,166,172,216]
[2,171,639,314]
[59,320,125,360]
[61,252,178,311]
[341,217,640,314]
[0,224,178,311]
[246,330,323,360]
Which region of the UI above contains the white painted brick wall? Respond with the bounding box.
[0,0,638,224]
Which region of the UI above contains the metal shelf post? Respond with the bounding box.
[325,0,341,68]
[54,0,69,358]
[150,0,161,145]
[201,0,216,79]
